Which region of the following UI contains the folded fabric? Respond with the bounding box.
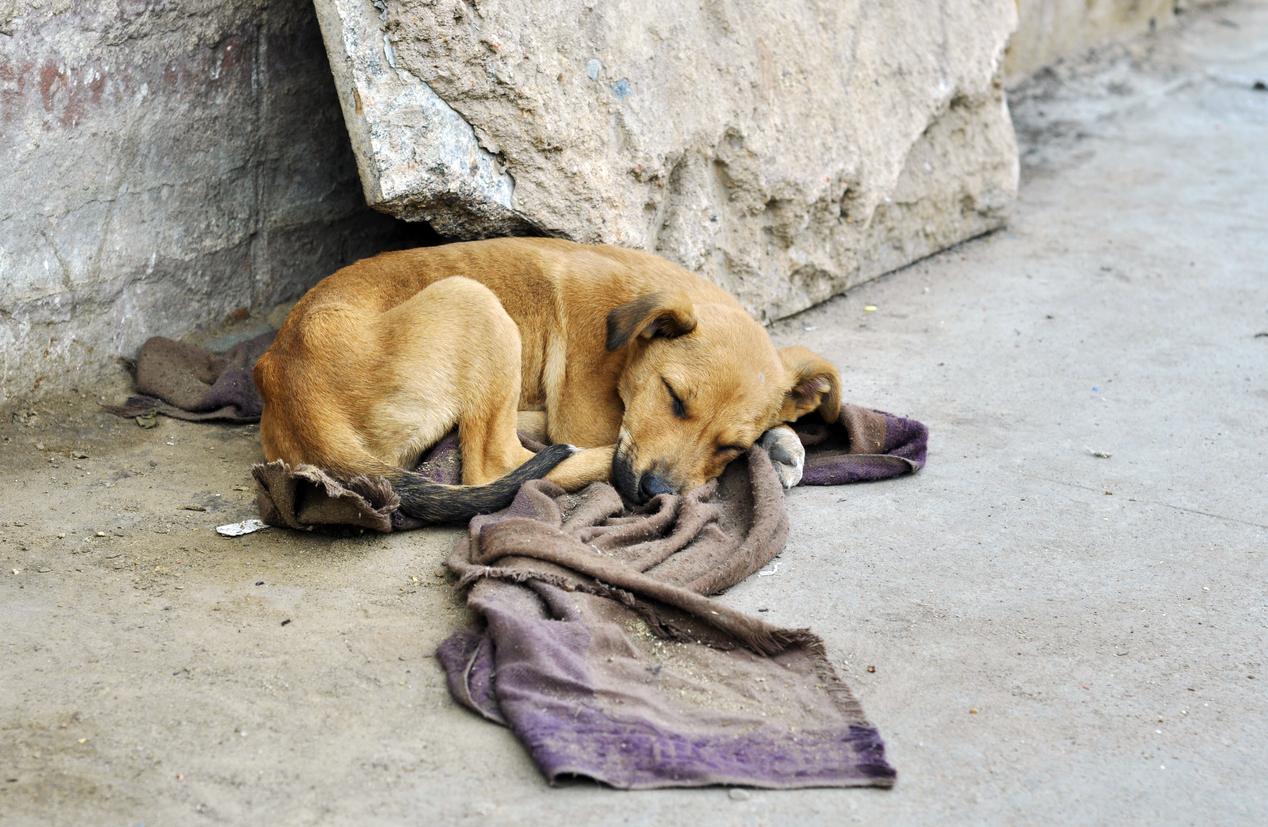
[253,406,927,789]
[104,332,273,423]
[106,329,929,788]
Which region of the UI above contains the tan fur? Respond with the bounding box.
[255,238,841,502]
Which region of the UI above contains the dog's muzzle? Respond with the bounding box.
[637,472,674,502]
[612,438,676,504]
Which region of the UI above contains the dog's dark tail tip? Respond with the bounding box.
[392,443,575,524]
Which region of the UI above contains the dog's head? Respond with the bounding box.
[607,291,840,503]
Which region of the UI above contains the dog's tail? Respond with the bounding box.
[390,444,575,523]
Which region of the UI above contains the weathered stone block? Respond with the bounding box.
[316,0,1020,319]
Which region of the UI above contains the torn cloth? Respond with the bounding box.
[254,407,926,789]
[104,332,273,423]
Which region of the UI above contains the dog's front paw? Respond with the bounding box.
[758,425,805,489]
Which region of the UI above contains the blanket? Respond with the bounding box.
[104,332,273,422]
[254,407,925,789]
[113,334,927,788]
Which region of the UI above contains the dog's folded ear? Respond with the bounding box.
[605,292,697,351]
[778,346,842,423]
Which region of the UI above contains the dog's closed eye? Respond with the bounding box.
[663,378,688,419]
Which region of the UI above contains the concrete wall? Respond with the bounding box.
[1006,0,1216,81]
[0,0,431,408]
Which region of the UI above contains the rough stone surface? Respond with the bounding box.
[0,0,433,408]
[316,0,1020,320]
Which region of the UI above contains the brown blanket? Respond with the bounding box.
[113,333,926,788]
[254,406,925,789]
[104,333,273,422]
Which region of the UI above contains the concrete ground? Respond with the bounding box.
[2,4,1265,824]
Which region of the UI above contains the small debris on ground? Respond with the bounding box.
[866,665,876,673]
[216,519,268,537]
[758,562,780,577]
[1086,448,1112,459]
[135,412,159,429]
[863,304,878,313]
[728,788,752,801]
[183,505,208,512]
[1253,80,1266,91]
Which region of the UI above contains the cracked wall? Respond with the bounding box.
[315,0,1021,321]
[0,0,431,408]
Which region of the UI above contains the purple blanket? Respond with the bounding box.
[255,406,926,789]
[109,332,928,789]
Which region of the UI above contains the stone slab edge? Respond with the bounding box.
[312,0,530,236]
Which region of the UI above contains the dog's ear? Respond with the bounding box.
[605,292,697,351]
[778,346,842,423]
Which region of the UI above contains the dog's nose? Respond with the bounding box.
[638,472,675,501]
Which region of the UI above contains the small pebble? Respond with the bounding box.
[728,788,751,801]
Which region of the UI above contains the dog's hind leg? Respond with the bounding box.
[375,276,540,486]
[543,445,616,491]
[513,411,612,491]
[515,410,550,443]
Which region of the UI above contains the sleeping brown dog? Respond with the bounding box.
[254,237,840,521]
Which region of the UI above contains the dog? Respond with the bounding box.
[253,237,840,521]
